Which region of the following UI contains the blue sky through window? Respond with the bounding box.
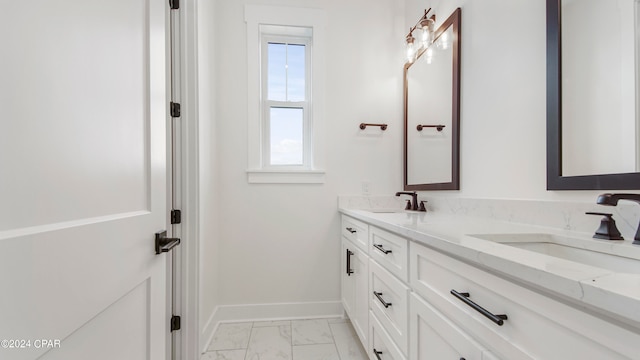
[267,43,305,101]
[270,107,303,165]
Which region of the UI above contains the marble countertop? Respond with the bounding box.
[339,207,640,327]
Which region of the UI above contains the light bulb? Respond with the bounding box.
[406,33,416,63]
[419,19,433,48]
[406,41,416,63]
[426,47,433,64]
[440,32,450,50]
[421,27,431,48]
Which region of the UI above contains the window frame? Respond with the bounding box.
[245,5,326,184]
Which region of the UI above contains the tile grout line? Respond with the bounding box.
[289,321,293,360]
[327,321,343,360]
[243,322,253,360]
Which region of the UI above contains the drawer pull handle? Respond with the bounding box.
[373,291,392,308]
[373,244,392,254]
[450,289,508,326]
[373,349,383,360]
[346,227,357,234]
[346,249,354,276]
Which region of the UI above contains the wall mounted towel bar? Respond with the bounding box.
[417,124,445,131]
[360,123,388,130]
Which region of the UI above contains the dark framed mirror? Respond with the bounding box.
[404,8,461,191]
[547,0,640,190]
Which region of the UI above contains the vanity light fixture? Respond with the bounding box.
[406,32,416,63]
[405,8,436,64]
[418,10,436,48]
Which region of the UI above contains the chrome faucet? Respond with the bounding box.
[596,193,640,244]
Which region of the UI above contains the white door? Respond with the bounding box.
[0,1,170,359]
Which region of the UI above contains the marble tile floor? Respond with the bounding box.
[201,318,369,360]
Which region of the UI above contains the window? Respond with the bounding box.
[245,5,326,183]
[262,33,310,167]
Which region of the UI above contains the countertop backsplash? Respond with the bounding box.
[338,195,640,241]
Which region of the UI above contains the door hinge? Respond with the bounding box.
[169,0,179,10]
[171,315,181,331]
[170,102,181,118]
[171,209,182,224]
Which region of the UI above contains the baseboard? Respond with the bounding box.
[200,308,219,355]
[200,300,343,353]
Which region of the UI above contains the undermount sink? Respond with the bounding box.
[470,233,640,274]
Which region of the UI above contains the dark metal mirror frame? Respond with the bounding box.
[404,7,461,191]
[547,0,640,190]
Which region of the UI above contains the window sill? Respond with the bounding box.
[246,169,326,184]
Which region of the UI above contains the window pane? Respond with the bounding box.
[267,43,286,101]
[267,42,306,102]
[270,107,303,165]
[287,44,306,101]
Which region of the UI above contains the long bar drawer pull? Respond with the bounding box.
[346,227,357,234]
[373,244,392,254]
[450,289,508,326]
[373,291,392,308]
[373,349,383,360]
[346,249,354,276]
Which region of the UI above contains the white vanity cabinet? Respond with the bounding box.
[410,241,640,360]
[340,211,640,360]
[341,216,370,348]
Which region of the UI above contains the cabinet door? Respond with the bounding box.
[410,293,486,360]
[352,246,369,347]
[341,240,369,347]
[341,240,356,318]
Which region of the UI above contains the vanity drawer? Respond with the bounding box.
[370,310,406,360]
[409,292,489,360]
[370,259,409,356]
[369,226,408,282]
[409,241,640,360]
[341,215,369,253]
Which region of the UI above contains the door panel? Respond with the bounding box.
[0,1,169,359]
[0,0,150,231]
[41,280,150,360]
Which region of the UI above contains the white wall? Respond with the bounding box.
[210,0,406,307]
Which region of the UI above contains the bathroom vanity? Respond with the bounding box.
[339,207,640,359]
